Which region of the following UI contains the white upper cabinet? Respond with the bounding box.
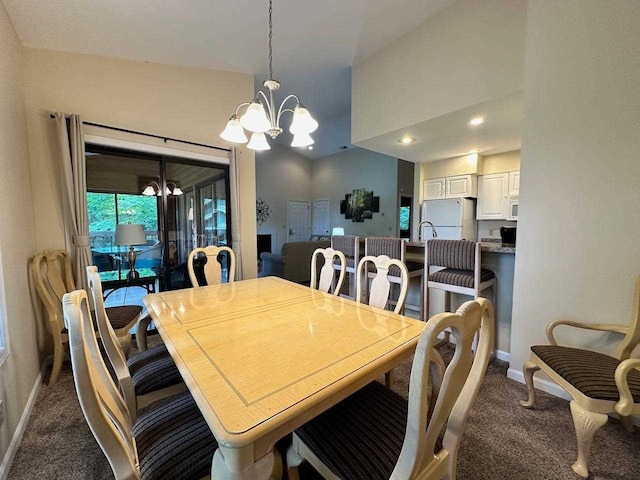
[424,175,477,200]
[509,170,520,196]
[423,178,446,200]
[477,173,509,219]
[446,174,477,198]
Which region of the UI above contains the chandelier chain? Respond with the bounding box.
[268,0,273,80]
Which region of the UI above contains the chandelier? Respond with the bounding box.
[220,0,318,151]
[141,181,183,196]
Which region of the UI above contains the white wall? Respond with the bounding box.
[255,145,313,253]
[0,3,40,471]
[312,148,399,237]
[510,1,640,376]
[352,0,526,144]
[22,48,257,281]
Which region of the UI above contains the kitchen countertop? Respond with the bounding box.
[404,239,516,254]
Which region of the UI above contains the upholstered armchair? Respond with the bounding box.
[520,276,640,478]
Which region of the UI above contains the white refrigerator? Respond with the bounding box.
[420,198,476,241]
[421,198,477,317]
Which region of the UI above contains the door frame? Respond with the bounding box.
[287,198,311,243]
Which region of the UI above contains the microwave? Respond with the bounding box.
[507,198,519,221]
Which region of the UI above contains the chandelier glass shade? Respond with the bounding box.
[141,181,183,196]
[220,0,318,150]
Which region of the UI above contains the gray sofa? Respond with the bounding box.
[260,240,330,284]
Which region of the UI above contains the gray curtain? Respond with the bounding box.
[229,148,243,280]
[55,113,91,293]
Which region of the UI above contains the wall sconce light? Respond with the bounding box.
[141,181,184,196]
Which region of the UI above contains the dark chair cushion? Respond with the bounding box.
[127,344,183,396]
[429,268,494,289]
[532,345,640,402]
[295,381,443,480]
[133,390,217,480]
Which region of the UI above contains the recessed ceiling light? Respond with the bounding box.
[397,136,416,145]
[468,149,480,154]
[308,146,313,150]
[468,117,486,126]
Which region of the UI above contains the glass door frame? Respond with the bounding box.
[85,144,232,290]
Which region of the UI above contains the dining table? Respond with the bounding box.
[143,275,426,479]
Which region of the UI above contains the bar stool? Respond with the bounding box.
[364,237,424,316]
[331,235,360,299]
[424,239,495,319]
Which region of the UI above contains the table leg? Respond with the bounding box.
[212,444,276,480]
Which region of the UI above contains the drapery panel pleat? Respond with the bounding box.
[55,113,92,294]
[229,148,243,280]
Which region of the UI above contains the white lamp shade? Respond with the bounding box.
[291,132,314,148]
[115,224,147,246]
[240,101,271,133]
[141,185,156,196]
[247,132,271,151]
[290,105,319,135]
[332,227,345,236]
[220,115,248,143]
[172,186,184,196]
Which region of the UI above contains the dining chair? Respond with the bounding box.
[31,249,141,385]
[365,237,424,316]
[330,235,359,298]
[519,275,640,478]
[287,298,495,480]
[188,245,236,287]
[310,247,346,295]
[425,240,495,320]
[62,289,217,480]
[87,267,186,420]
[356,255,409,314]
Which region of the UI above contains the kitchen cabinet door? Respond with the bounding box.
[509,170,520,196]
[477,173,509,219]
[423,178,446,200]
[446,174,477,198]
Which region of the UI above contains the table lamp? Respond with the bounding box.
[115,223,147,280]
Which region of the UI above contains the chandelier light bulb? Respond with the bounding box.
[247,132,271,151]
[172,186,184,196]
[141,185,156,196]
[240,100,271,133]
[290,104,319,135]
[220,115,248,144]
[291,132,315,148]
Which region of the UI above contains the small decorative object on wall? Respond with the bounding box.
[256,197,272,225]
[339,188,380,222]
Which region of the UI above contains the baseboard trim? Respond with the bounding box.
[495,349,510,362]
[507,367,572,401]
[0,365,45,480]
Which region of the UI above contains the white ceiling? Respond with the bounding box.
[355,90,524,163]
[3,0,456,157]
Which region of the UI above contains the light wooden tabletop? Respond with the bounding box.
[144,276,425,451]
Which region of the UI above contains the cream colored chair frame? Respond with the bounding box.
[365,238,424,316]
[188,246,236,287]
[356,255,409,314]
[311,247,346,295]
[31,249,136,385]
[520,276,640,478]
[87,267,185,420]
[287,299,495,480]
[425,241,496,320]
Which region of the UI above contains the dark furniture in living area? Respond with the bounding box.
[260,240,330,284]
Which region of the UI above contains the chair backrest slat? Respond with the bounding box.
[188,246,236,287]
[63,290,139,479]
[392,299,494,478]
[427,239,476,271]
[311,248,346,295]
[356,255,409,314]
[87,266,137,417]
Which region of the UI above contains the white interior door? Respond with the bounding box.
[313,199,330,235]
[288,200,310,242]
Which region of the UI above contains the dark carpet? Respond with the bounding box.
[7,336,640,479]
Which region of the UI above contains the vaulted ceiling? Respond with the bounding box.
[3,0,456,158]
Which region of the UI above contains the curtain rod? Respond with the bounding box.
[49,114,231,153]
